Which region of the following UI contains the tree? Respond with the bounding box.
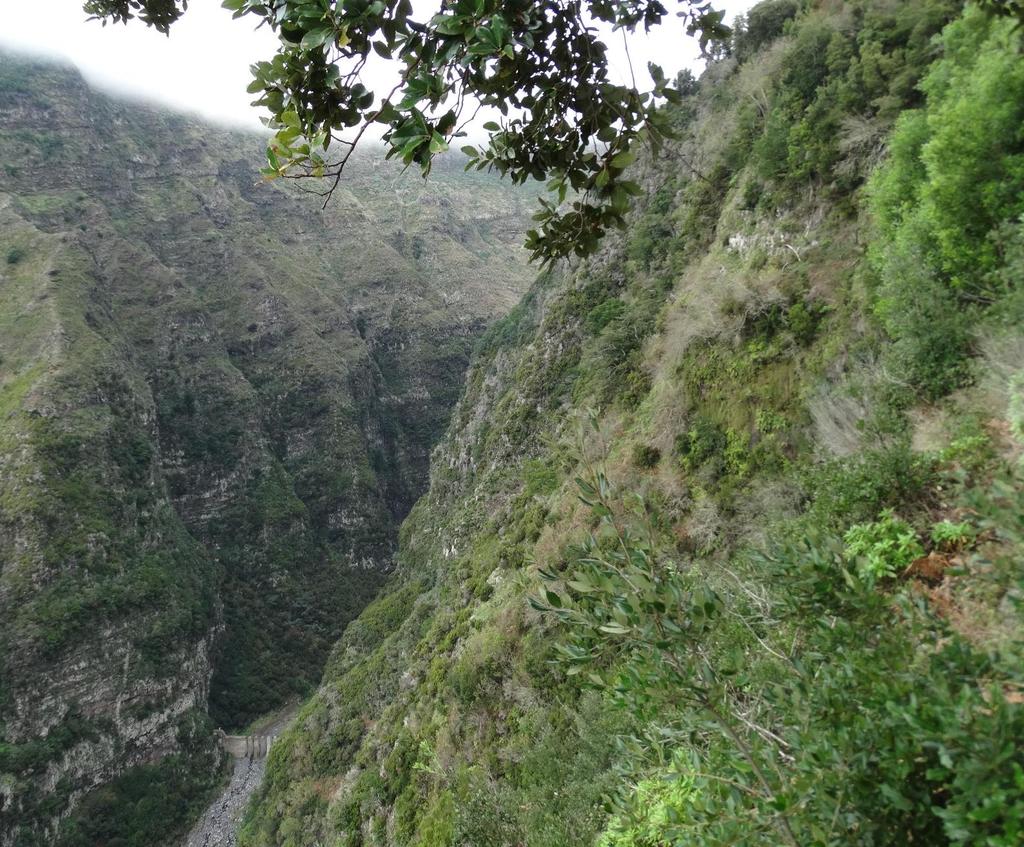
[731,0,798,60]
[82,0,730,263]
[977,0,1024,27]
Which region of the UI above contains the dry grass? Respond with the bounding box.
[909,329,1024,459]
[915,568,1021,656]
[836,114,889,178]
[730,477,802,549]
[978,330,1024,433]
[681,491,723,554]
[808,367,879,457]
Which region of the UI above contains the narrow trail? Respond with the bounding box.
[184,705,300,847]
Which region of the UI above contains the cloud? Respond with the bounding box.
[0,0,277,128]
[0,0,753,133]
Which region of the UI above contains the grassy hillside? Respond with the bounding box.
[241,2,1024,845]
[0,54,531,846]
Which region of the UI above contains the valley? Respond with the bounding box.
[3,1,1024,845]
[0,52,532,846]
[185,704,300,847]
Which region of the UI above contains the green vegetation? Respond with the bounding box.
[575,285,663,409]
[1,711,225,847]
[931,518,974,550]
[868,7,1024,399]
[843,508,923,584]
[535,446,1023,845]
[55,712,224,847]
[7,0,1024,843]
[241,2,1024,845]
[596,756,696,847]
[523,458,560,497]
[0,712,99,777]
[631,444,661,469]
[0,50,531,845]
[732,0,800,61]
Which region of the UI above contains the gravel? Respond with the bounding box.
[184,756,267,847]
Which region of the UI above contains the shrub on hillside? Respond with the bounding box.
[632,444,662,469]
[732,0,800,62]
[868,9,1024,399]
[843,508,923,585]
[675,416,727,472]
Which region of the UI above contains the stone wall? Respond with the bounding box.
[218,733,275,759]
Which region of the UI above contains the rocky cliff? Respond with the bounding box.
[0,52,531,845]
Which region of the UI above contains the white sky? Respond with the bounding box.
[0,0,753,132]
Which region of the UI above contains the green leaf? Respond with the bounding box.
[609,148,637,169]
[432,15,466,36]
[374,103,400,124]
[300,26,334,50]
[428,131,448,154]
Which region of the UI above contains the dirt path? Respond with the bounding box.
[184,705,300,847]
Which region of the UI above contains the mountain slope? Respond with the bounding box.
[242,2,1024,845]
[0,53,532,846]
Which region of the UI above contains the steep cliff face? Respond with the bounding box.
[243,2,1024,845]
[0,54,531,845]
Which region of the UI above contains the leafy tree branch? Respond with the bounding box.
[82,0,730,263]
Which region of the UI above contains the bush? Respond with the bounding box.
[632,445,661,469]
[6,246,26,265]
[586,298,626,334]
[597,762,695,847]
[843,508,923,584]
[867,9,1024,398]
[930,518,973,550]
[577,291,661,409]
[739,179,764,211]
[524,459,560,496]
[804,446,937,527]
[732,0,800,61]
[675,416,726,471]
[723,428,752,477]
[56,712,222,847]
[0,711,97,775]
[784,300,825,345]
[539,456,1024,847]
[874,261,974,400]
[755,408,787,434]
